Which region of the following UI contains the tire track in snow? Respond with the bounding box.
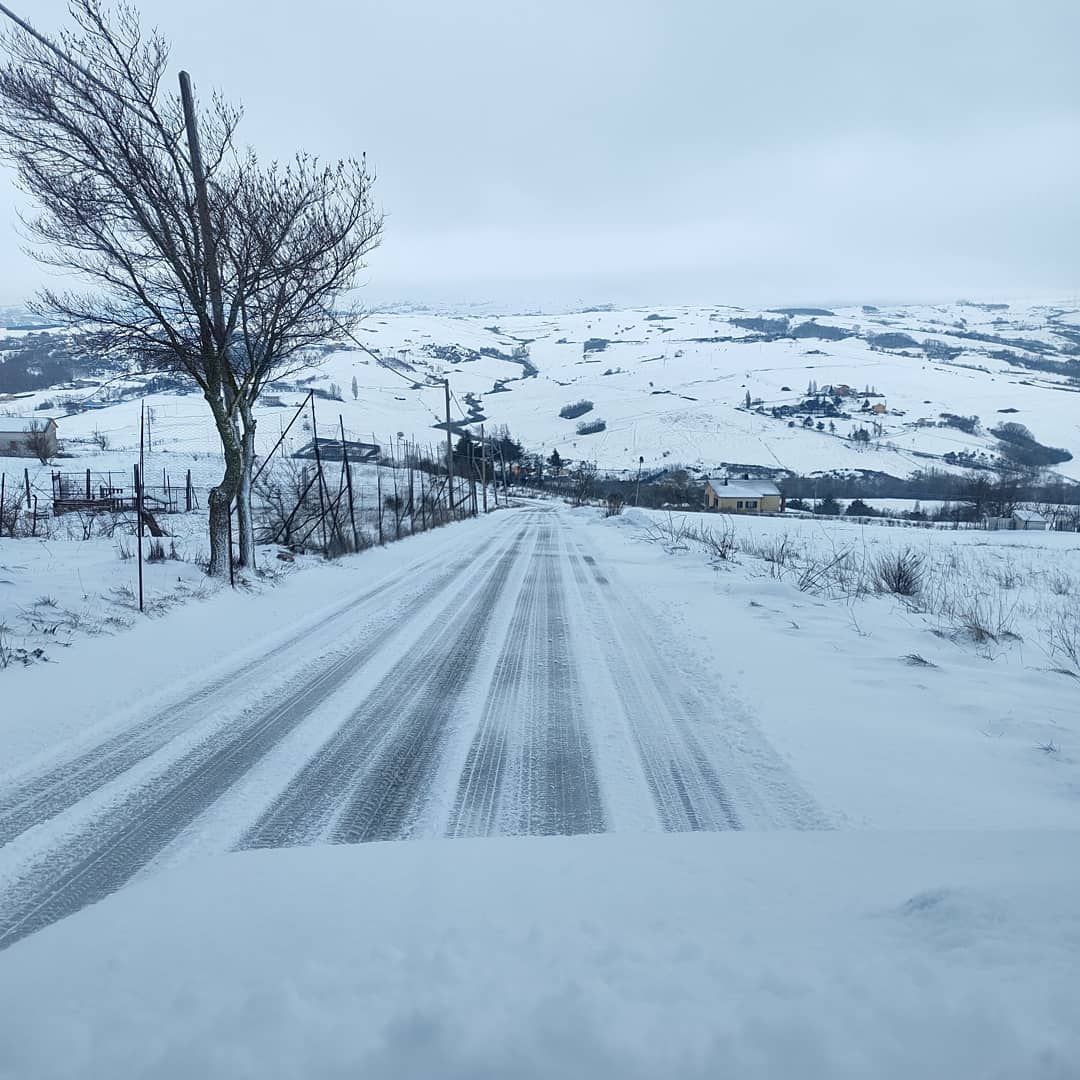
[240,526,533,849]
[568,535,826,831]
[448,523,606,838]
[0,528,513,952]
[565,545,741,832]
[0,542,476,848]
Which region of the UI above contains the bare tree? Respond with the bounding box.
[0,2,381,575]
[23,419,53,463]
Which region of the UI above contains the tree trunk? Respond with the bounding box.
[236,400,257,567]
[206,393,243,578]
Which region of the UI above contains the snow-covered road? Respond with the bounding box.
[0,505,823,950]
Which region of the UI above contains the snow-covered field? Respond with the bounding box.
[3,297,1080,1077]
[5,297,1080,486]
[0,501,1077,1077]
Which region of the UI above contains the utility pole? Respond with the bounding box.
[178,71,226,349]
[480,423,488,513]
[635,455,644,506]
[444,378,455,519]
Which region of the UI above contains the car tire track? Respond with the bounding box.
[0,540,483,848]
[239,526,534,849]
[0,526,516,951]
[448,523,606,838]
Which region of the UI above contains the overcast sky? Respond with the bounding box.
[1,0,1078,310]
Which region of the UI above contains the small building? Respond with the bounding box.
[871,402,887,415]
[0,416,58,458]
[292,437,380,463]
[986,509,1050,531]
[704,477,783,514]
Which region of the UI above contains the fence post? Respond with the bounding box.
[186,470,193,512]
[339,415,359,552]
[24,468,30,509]
[310,396,328,554]
[86,468,91,501]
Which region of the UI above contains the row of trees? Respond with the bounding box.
[0,1,382,576]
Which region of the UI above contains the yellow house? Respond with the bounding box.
[704,478,783,514]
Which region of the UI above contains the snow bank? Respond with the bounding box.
[0,832,1076,1079]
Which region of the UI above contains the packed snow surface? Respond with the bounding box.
[0,832,1076,1079]
[1,501,1078,1078]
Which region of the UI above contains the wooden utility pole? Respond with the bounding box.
[480,423,488,513]
[444,379,455,519]
[178,71,226,349]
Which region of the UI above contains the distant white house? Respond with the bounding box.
[986,508,1050,531]
[0,416,58,458]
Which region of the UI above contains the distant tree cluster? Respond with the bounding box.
[992,422,1072,468]
[939,413,980,435]
[559,399,594,420]
[575,418,607,436]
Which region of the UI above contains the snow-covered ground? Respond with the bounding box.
[0,501,1077,1076]
[5,297,1080,486]
[1,831,1076,1080]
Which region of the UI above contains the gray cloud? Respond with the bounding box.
[1,0,1077,307]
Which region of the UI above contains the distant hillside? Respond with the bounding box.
[5,299,1080,484]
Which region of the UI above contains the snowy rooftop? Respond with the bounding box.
[705,478,781,499]
[1012,509,1046,522]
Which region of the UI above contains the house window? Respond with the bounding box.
[736,500,743,509]
[747,500,758,509]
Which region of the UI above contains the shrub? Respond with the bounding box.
[604,493,624,517]
[873,548,925,596]
[576,419,607,435]
[939,413,979,434]
[583,338,609,353]
[559,399,594,420]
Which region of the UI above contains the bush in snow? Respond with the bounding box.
[873,548,925,597]
[559,400,594,420]
[576,419,607,436]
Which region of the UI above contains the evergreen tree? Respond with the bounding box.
[547,448,563,474]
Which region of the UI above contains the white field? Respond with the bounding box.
[4,298,1080,491]
[0,502,1077,1078]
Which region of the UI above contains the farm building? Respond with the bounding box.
[986,509,1050,531]
[292,437,380,463]
[0,416,58,458]
[704,477,783,514]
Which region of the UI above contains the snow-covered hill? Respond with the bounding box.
[4,298,1080,482]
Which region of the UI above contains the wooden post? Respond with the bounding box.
[24,467,30,509]
[310,395,328,554]
[0,473,5,534]
[444,379,455,519]
[85,468,91,501]
[178,71,226,349]
[339,415,359,552]
[136,409,145,612]
[186,469,193,512]
[480,424,488,513]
